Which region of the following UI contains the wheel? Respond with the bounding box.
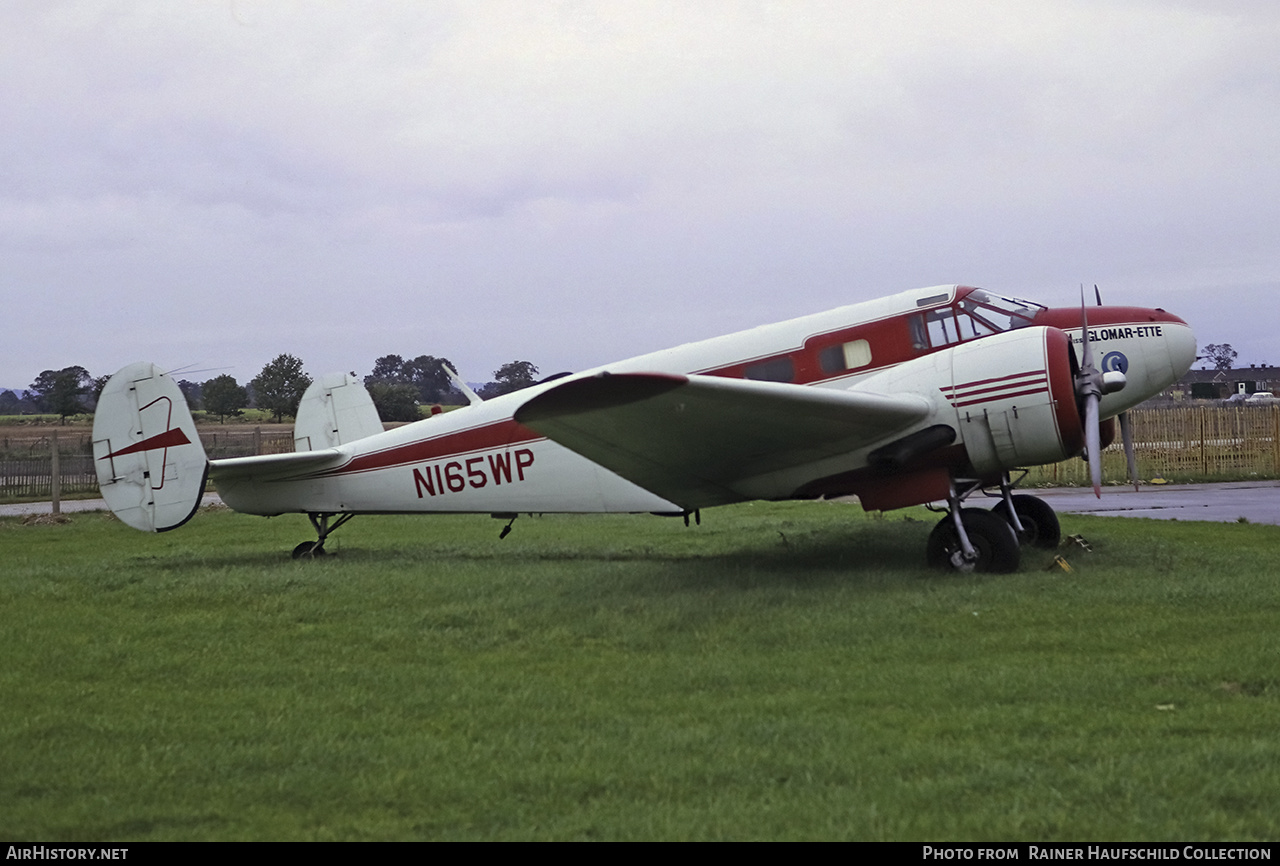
[291,541,325,560]
[991,494,1061,549]
[926,508,1021,574]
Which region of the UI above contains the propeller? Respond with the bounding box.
[1074,287,1127,498]
[1095,284,1142,491]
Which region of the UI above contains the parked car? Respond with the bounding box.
[1222,393,1248,405]
[1245,391,1277,405]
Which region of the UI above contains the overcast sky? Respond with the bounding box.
[4,0,1278,392]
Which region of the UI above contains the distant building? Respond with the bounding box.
[1170,365,1280,401]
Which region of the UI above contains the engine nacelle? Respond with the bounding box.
[946,326,1083,476]
[857,326,1083,480]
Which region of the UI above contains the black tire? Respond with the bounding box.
[992,494,1061,549]
[926,508,1022,574]
[291,541,325,560]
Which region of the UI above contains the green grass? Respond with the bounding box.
[2,502,1279,841]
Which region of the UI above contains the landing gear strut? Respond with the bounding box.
[291,512,355,560]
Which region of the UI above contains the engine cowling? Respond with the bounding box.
[944,326,1084,477]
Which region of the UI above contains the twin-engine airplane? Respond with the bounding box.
[93,285,1195,573]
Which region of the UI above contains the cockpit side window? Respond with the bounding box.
[924,308,960,347]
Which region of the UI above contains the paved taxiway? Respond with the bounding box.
[1026,480,1280,526]
[4,484,1279,525]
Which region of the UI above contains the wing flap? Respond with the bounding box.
[514,373,931,507]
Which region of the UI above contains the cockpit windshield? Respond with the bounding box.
[960,289,1043,334]
[912,288,1045,350]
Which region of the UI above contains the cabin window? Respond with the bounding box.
[744,357,795,382]
[819,339,872,373]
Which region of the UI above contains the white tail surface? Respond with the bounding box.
[92,362,208,532]
[292,372,384,452]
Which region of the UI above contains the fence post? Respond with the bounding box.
[51,429,61,515]
[254,426,261,456]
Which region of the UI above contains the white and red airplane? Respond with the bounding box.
[92,284,1196,573]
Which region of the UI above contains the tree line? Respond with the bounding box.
[2,355,546,424]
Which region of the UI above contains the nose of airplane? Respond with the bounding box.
[1161,312,1197,384]
[1033,304,1197,411]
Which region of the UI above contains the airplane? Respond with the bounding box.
[91,284,1196,573]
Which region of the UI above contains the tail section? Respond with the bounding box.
[92,362,208,532]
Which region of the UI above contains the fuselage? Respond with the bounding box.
[213,285,1196,517]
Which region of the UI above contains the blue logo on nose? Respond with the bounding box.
[1102,351,1129,374]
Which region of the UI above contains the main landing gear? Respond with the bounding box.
[926,474,1061,574]
[291,512,355,560]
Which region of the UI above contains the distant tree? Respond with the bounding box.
[251,354,312,422]
[28,366,92,423]
[202,374,248,423]
[478,361,539,399]
[88,374,110,409]
[367,382,421,422]
[407,355,463,404]
[1202,343,1238,372]
[367,354,407,383]
[177,379,202,410]
[365,353,462,404]
[0,390,20,415]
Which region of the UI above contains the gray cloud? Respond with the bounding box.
[3,0,1278,388]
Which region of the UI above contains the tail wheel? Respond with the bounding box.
[926,508,1021,574]
[992,494,1061,549]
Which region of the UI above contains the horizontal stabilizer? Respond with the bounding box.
[209,449,347,483]
[514,372,930,508]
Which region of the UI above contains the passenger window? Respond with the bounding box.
[818,339,872,374]
[744,357,795,382]
[842,339,872,369]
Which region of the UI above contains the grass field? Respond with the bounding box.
[2,501,1279,841]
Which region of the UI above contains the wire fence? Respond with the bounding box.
[1024,404,1280,486]
[3,407,1278,501]
[0,427,295,501]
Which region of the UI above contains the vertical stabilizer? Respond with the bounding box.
[92,362,208,532]
[293,372,384,451]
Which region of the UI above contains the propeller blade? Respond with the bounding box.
[1078,286,1095,372]
[1094,284,1103,306]
[1085,394,1102,498]
[1075,286,1104,497]
[1119,411,1139,492]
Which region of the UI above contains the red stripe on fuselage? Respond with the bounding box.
[99,426,192,459]
[315,419,544,478]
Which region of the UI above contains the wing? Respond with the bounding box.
[514,372,931,508]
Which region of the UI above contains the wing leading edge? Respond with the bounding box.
[514,372,932,509]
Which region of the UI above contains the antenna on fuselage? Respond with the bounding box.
[442,362,483,406]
